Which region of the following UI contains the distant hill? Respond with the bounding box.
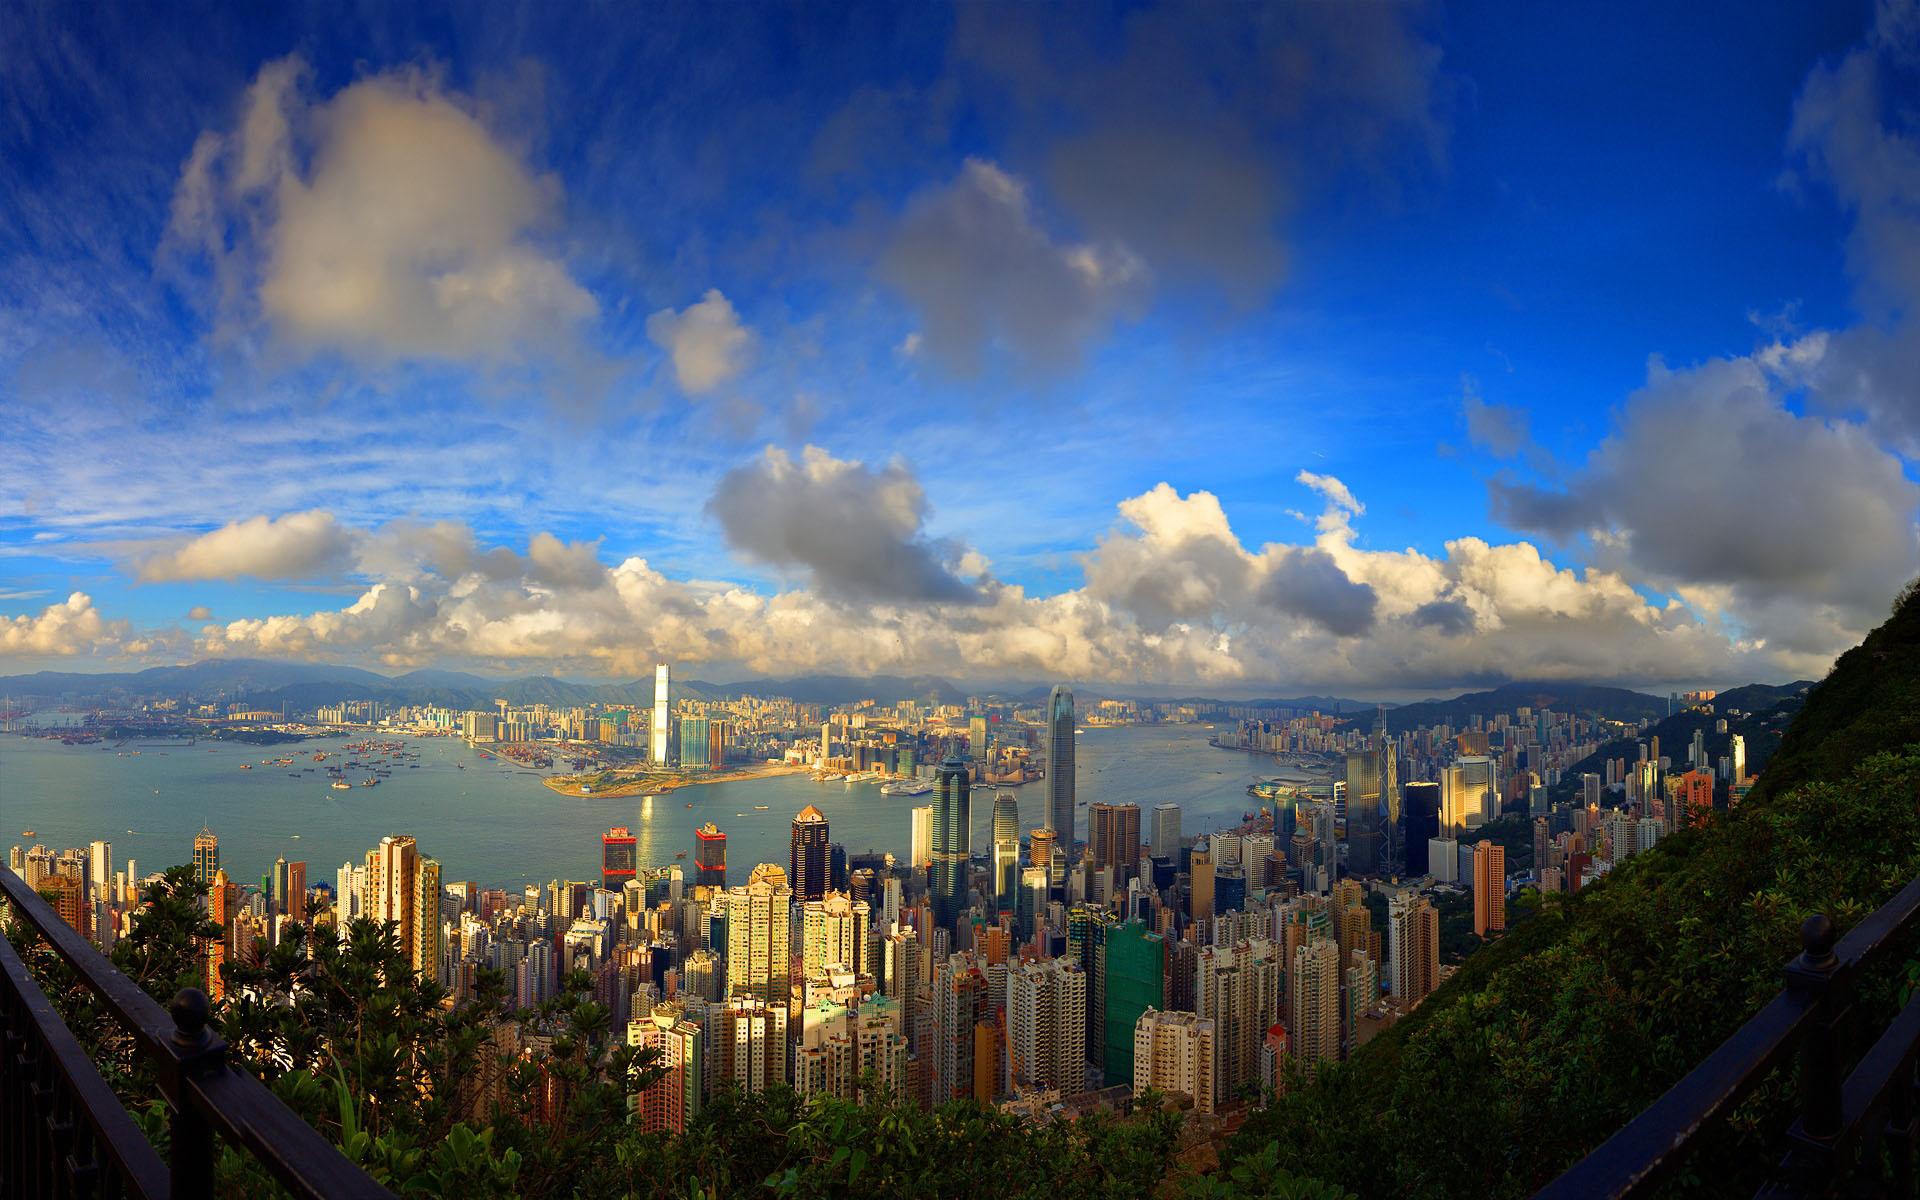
[1371,680,1669,733]
[1546,681,1814,804]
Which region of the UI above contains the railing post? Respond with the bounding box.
[163,989,225,1198]
[1770,914,1846,1197]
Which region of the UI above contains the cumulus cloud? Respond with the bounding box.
[707,445,980,604]
[186,605,214,621]
[1490,354,1919,654]
[156,469,1799,690]
[162,55,602,377]
[0,593,128,658]
[646,289,753,394]
[878,158,1147,375]
[135,510,356,583]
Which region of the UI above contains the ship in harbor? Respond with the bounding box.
[879,779,933,796]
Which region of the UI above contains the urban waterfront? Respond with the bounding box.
[2,723,1295,890]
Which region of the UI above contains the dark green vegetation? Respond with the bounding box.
[1237,584,1920,1197]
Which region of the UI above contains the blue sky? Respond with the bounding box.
[2,0,1915,694]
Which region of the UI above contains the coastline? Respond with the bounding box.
[541,761,808,798]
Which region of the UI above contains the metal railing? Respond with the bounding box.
[0,867,394,1199]
[1536,874,1920,1198]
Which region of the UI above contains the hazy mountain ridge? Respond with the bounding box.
[0,658,1788,720]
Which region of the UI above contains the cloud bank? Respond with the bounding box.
[20,459,1837,692]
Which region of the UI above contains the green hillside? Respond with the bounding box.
[1234,583,1920,1196]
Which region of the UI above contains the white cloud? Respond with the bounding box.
[42,463,1821,691]
[135,510,356,583]
[646,289,753,394]
[1489,354,1919,657]
[0,593,128,658]
[162,56,602,375]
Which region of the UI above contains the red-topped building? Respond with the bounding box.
[602,826,638,892]
[693,823,727,889]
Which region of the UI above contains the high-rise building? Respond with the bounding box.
[88,840,111,901]
[192,826,220,885]
[1194,939,1283,1105]
[932,756,971,930]
[1134,1009,1216,1113]
[718,998,787,1093]
[1150,803,1182,860]
[1677,769,1715,829]
[1289,937,1342,1073]
[789,806,830,903]
[969,715,989,758]
[1045,685,1075,848]
[1189,843,1214,923]
[1473,842,1507,937]
[679,716,711,769]
[1729,733,1747,785]
[727,864,792,1005]
[991,792,1021,914]
[694,823,728,889]
[1103,920,1165,1086]
[1401,781,1440,876]
[287,860,307,923]
[1007,957,1087,1093]
[910,806,935,872]
[801,891,865,979]
[602,826,638,893]
[651,664,670,764]
[363,835,442,984]
[628,1004,704,1133]
[1089,802,1142,887]
[930,954,988,1104]
[1387,892,1440,1004]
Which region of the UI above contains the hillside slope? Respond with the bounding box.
[1235,584,1920,1197]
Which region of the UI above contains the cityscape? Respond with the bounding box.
[2,667,1792,1135]
[3,2,1919,1197]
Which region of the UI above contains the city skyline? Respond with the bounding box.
[4,2,1917,696]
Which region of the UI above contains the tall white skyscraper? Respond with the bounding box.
[651,663,670,764]
[1007,957,1087,1092]
[1151,803,1182,860]
[910,805,934,870]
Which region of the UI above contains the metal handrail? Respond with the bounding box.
[1536,874,1920,1199]
[0,866,394,1199]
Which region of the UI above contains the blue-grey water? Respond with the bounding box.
[0,723,1287,891]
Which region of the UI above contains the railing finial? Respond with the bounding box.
[1798,914,1837,973]
[170,987,212,1048]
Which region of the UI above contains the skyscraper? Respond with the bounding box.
[932,756,971,930]
[1007,957,1087,1092]
[364,835,443,984]
[789,806,830,904]
[727,863,791,1005]
[910,805,935,872]
[651,663,670,764]
[1401,781,1440,876]
[991,791,1020,914]
[1103,920,1165,1086]
[1150,802,1182,860]
[1387,892,1440,1003]
[1194,939,1283,1105]
[1289,937,1342,1073]
[602,826,638,892]
[1473,841,1506,936]
[1134,1009,1216,1114]
[192,826,219,885]
[694,823,728,889]
[286,860,306,923]
[1045,685,1075,847]
[1089,802,1142,886]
